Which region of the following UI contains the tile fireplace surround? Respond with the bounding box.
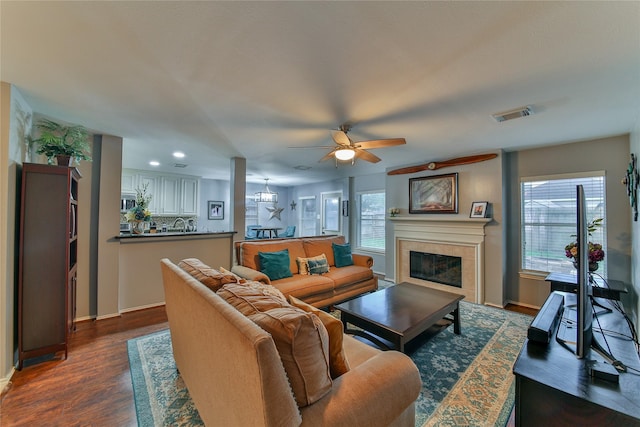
[391,216,490,304]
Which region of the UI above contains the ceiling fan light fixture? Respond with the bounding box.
[335,148,356,161]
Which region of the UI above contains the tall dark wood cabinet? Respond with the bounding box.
[17,163,81,369]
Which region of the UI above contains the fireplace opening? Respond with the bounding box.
[410,251,462,288]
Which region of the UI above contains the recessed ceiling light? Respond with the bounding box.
[173,151,186,158]
[149,160,160,166]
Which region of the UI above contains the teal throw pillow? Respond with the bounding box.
[308,256,329,275]
[259,249,293,281]
[332,243,354,268]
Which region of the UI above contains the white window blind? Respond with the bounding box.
[521,172,606,276]
[357,191,385,251]
[298,197,317,237]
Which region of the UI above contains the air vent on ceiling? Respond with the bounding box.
[294,165,312,170]
[492,105,534,123]
[173,163,188,168]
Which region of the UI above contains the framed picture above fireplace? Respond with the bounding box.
[409,173,458,214]
[470,201,488,218]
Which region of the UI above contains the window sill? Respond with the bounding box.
[355,247,385,256]
[519,270,549,281]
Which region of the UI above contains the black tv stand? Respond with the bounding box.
[513,292,640,426]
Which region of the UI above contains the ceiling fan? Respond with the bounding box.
[291,124,406,165]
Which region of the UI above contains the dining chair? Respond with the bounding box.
[245,225,262,240]
[281,225,295,238]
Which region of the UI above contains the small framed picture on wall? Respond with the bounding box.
[470,201,488,218]
[208,201,224,220]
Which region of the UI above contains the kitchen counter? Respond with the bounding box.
[116,231,235,241]
[116,230,236,312]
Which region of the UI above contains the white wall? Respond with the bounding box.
[630,120,640,329]
[290,178,349,238]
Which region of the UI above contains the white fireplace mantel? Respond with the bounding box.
[391,215,490,303]
[390,216,490,243]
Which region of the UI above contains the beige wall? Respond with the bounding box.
[1,83,33,387]
[384,151,505,306]
[505,135,632,309]
[118,234,234,311]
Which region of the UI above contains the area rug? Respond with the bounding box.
[128,301,531,427]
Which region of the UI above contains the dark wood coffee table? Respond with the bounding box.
[335,282,464,352]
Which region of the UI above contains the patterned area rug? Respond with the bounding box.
[127,301,531,427]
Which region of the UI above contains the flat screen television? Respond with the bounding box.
[575,184,593,359]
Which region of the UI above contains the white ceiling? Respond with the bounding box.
[2,1,639,186]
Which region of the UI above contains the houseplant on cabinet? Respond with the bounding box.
[31,118,92,166]
[125,183,152,234]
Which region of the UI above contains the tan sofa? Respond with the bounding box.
[232,235,378,307]
[160,258,421,427]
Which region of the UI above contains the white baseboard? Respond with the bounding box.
[88,303,166,322]
[505,299,541,310]
[119,302,165,314]
[484,302,506,309]
[95,312,122,321]
[1,368,15,395]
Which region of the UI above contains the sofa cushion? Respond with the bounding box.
[216,282,288,316]
[271,274,335,300]
[297,253,330,275]
[324,265,374,290]
[296,254,327,275]
[308,254,330,274]
[248,307,332,407]
[332,242,354,268]
[259,249,293,281]
[178,258,238,292]
[218,266,247,284]
[239,239,307,274]
[288,296,350,379]
[302,236,346,266]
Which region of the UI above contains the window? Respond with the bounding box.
[245,197,258,225]
[298,196,317,237]
[357,191,385,251]
[521,172,606,276]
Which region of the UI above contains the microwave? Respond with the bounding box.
[121,195,136,212]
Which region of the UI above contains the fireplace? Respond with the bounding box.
[410,251,462,288]
[392,217,489,303]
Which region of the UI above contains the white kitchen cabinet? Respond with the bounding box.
[180,178,199,215]
[121,169,200,216]
[138,174,160,214]
[121,170,136,194]
[161,176,181,215]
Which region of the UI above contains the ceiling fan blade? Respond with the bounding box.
[357,138,406,149]
[319,150,337,162]
[288,145,335,149]
[331,130,351,146]
[387,153,498,175]
[355,148,381,163]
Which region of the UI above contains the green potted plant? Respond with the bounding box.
[31,118,92,166]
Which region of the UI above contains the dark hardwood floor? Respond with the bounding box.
[1,303,537,426]
[1,307,168,426]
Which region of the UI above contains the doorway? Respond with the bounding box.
[321,191,342,235]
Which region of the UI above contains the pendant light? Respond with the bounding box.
[255,178,278,203]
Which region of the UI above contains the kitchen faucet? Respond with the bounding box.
[173,217,186,233]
